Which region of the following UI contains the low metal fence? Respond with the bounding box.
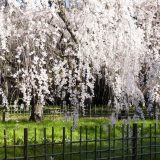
[0,105,157,121]
[0,123,160,160]
[0,105,134,118]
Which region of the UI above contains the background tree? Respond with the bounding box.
[0,0,160,121]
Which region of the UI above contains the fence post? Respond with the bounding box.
[113,124,115,157]
[108,125,111,160]
[141,123,143,160]
[34,128,36,160]
[4,129,7,160]
[100,126,102,159]
[132,124,137,160]
[122,124,124,159]
[70,127,72,160]
[44,128,47,160]
[80,126,82,160]
[85,126,88,159]
[126,124,129,160]
[52,127,54,158]
[13,129,16,158]
[154,123,157,160]
[149,124,152,160]
[95,126,97,160]
[63,127,65,160]
[24,128,28,160]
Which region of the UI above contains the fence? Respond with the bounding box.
[0,104,137,117]
[0,105,158,121]
[0,123,160,160]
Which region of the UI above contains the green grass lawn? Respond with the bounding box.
[0,115,111,144]
[0,115,160,159]
[0,115,159,144]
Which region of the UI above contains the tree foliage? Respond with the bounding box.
[0,0,159,119]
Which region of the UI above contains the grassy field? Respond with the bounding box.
[0,116,110,143]
[0,115,160,159]
[0,115,159,143]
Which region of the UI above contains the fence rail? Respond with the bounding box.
[0,123,160,160]
[0,105,157,120]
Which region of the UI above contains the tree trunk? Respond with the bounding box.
[2,107,6,122]
[29,91,43,122]
[29,104,43,122]
[2,81,8,122]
